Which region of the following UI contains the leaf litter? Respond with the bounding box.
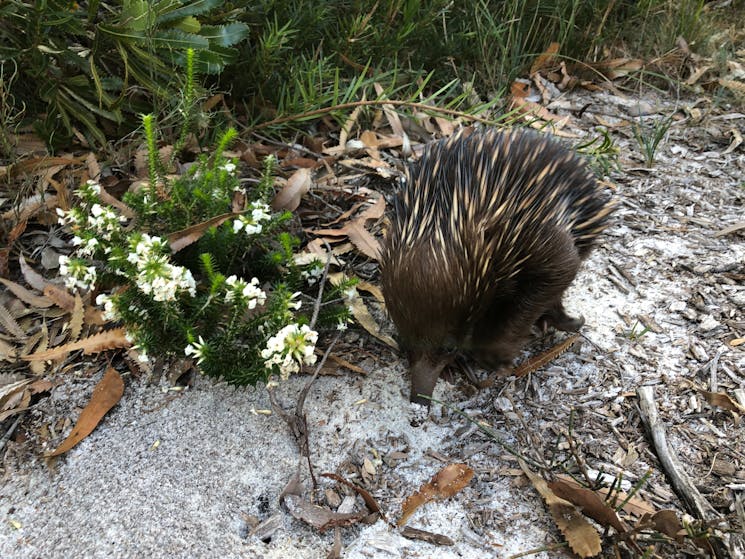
[0,42,744,558]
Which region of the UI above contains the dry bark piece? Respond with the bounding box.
[400,526,454,546]
[46,367,124,456]
[321,472,384,519]
[520,460,601,558]
[283,494,365,532]
[398,463,474,527]
[513,334,580,377]
[636,386,719,521]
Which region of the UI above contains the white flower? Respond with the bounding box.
[95,293,118,320]
[224,275,265,308]
[136,349,150,364]
[57,255,97,291]
[58,254,70,275]
[343,286,358,302]
[336,319,348,331]
[261,323,319,380]
[233,202,272,237]
[289,292,302,310]
[184,336,208,365]
[77,237,100,257]
[221,162,237,174]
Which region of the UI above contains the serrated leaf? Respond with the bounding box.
[22,328,131,361]
[520,460,601,558]
[69,294,84,343]
[200,23,250,47]
[156,0,222,24]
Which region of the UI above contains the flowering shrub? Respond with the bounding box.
[56,124,354,385]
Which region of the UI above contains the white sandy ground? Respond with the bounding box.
[2,91,744,559]
[0,355,560,558]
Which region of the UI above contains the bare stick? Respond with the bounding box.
[637,386,717,520]
[636,386,735,559]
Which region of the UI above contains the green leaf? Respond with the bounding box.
[174,16,201,34]
[199,23,249,47]
[156,0,222,24]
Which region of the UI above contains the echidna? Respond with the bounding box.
[380,127,615,405]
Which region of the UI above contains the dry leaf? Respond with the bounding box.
[283,494,365,532]
[321,473,383,518]
[271,168,312,212]
[346,295,397,349]
[548,478,626,534]
[0,278,53,308]
[345,220,381,260]
[43,284,76,311]
[639,509,685,543]
[168,213,236,253]
[531,42,561,74]
[46,367,124,456]
[19,254,48,291]
[23,327,131,361]
[68,294,84,343]
[398,463,474,526]
[0,302,26,338]
[699,389,745,414]
[520,461,601,558]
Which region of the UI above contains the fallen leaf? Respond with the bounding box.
[521,461,601,558]
[43,284,76,311]
[23,327,131,361]
[168,212,236,252]
[699,389,745,414]
[398,463,474,527]
[548,478,626,534]
[531,42,561,74]
[46,367,124,456]
[68,294,84,343]
[271,168,312,212]
[0,278,53,308]
[346,294,397,349]
[19,254,47,291]
[641,509,685,543]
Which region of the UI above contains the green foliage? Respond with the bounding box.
[0,0,248,149]
[575,129,620,176]
[632,113,674,168]
[58,113,353,385]
[223,0,714,132]
[1,1,716,151]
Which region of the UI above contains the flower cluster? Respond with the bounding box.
[58,255,97,290]
[126,233,196,302]
[261,323,318,380]
[224,275,266,309]
[233,201,272,236]
[86,203,127,241]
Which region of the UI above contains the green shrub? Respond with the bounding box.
[56,117,354,385]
